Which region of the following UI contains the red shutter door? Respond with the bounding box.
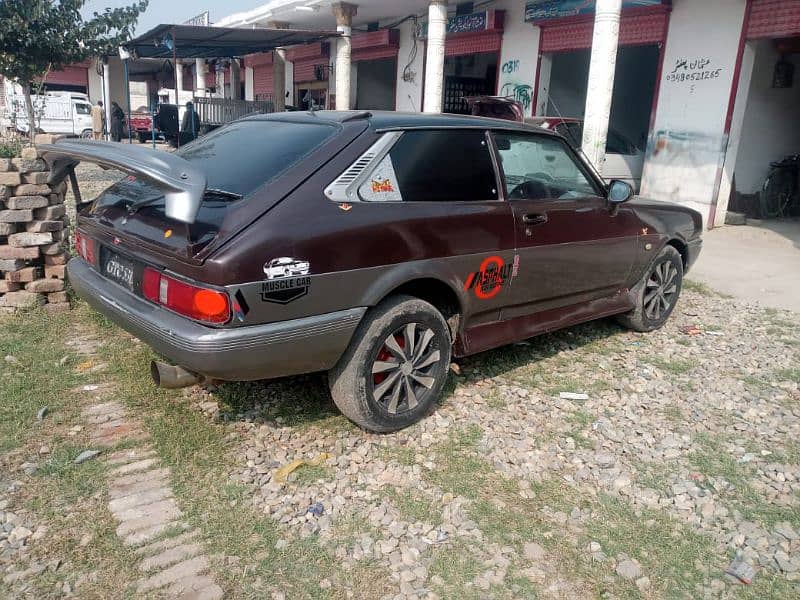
[352,29,400,62]
[539,11,668,53]
[253,65,274,97]
[287,43,329,83]
[747,0,800,39]
[445,31,504,57]
[44,65,89,88]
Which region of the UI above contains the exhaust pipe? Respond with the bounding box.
[150,361,202,389]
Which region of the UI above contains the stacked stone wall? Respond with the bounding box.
[0,135,70,314]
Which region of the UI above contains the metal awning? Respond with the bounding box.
[124,24,340,59]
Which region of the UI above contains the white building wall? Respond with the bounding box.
[88,60,103,104]
[496,0,540,118]
[285,60,294,107]
[395,19,424,112]
[245,66,254,101]
[640,0,748,226]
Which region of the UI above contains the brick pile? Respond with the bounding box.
[0,135,70,314]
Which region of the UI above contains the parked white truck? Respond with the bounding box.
[4,91,94,138]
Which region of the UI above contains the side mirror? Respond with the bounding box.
[607,180,634,204]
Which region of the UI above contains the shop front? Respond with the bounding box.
[287,42,330,110]
[424,8,505,114]
[526,1,670,188]
[244,52,275,105]
[352,29,400,110]
[723,0,800,221]
[41,61,92,94]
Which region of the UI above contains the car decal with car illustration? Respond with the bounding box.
[41,110,702,432]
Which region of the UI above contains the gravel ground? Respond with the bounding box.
[55,160,800,597]
[188,287,800,599]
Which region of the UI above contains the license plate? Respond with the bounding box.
[102,250,137,291]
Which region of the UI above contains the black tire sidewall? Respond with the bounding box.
[329,296,451,432]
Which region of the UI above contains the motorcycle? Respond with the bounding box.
[761,154,800,218]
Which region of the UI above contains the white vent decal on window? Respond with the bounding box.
[324,131,402,203]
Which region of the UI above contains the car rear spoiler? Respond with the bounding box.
[38,139,207,224]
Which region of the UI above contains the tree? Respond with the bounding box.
[0,0,148,142]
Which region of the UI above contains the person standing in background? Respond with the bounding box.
[180,101,200,143]
[110,101,125,142]
[90,100,105,140]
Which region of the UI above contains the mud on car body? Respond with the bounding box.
[42,111,702,432]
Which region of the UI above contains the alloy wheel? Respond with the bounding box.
[644,260,679,321]
[370,323,442,415]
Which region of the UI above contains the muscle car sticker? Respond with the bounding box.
[260,277,311,304]
[464,256,513,300]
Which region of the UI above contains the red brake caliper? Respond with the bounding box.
[373,334,404,386]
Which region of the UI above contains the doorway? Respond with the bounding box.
[294,81,328,110]
[443,52,498,114]
[355,58,397,110]
[730,38,800,219]
[545,45,660,151]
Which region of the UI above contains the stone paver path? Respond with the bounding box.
[72,329,223,599]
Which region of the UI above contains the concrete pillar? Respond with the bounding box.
[102,61,111,134]
[230,60,241,100]
[195,58,206,97]
[175,59,184,96]
[216,68,225,98]
[332,3,358,110]
[581,0,622,173]
[268,22,289,111]
[273,49,287,111]
[423,0,447,113]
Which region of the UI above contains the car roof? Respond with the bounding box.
[242,110,559,136]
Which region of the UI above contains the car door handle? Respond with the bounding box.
[522,213,548,225]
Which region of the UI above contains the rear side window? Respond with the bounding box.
[359,130,498,202]
[176,120,337,197]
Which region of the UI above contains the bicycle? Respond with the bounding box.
[760,154,800,218]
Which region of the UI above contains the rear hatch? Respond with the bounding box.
[41,119,339,261]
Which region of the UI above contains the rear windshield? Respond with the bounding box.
[91,120,337,241]
[94,120,337,209]
[175,120,337,196]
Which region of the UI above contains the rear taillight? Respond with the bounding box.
[74,230,95,263]
[142,267,230,324]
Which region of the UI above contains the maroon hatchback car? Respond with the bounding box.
[43,111,702,432]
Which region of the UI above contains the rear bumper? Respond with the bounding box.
[67,258,365,381]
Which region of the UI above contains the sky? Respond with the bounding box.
[81,0,263,34]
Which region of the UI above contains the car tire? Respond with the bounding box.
[617,245,683,333]
[328,295,452,433]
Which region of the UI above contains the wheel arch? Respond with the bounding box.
[666,238,688,270]
[370,276,465,339]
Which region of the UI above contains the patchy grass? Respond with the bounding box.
[0,307,140,597]
[775,368,800,384]
[647,356,699,376]
[585,494,718,598]
[382,486,440,524]
[291,463,333,486]
[691,434,800,530]
[428,541,485,599]
[0,310,82,452]
[683,279,717,297]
